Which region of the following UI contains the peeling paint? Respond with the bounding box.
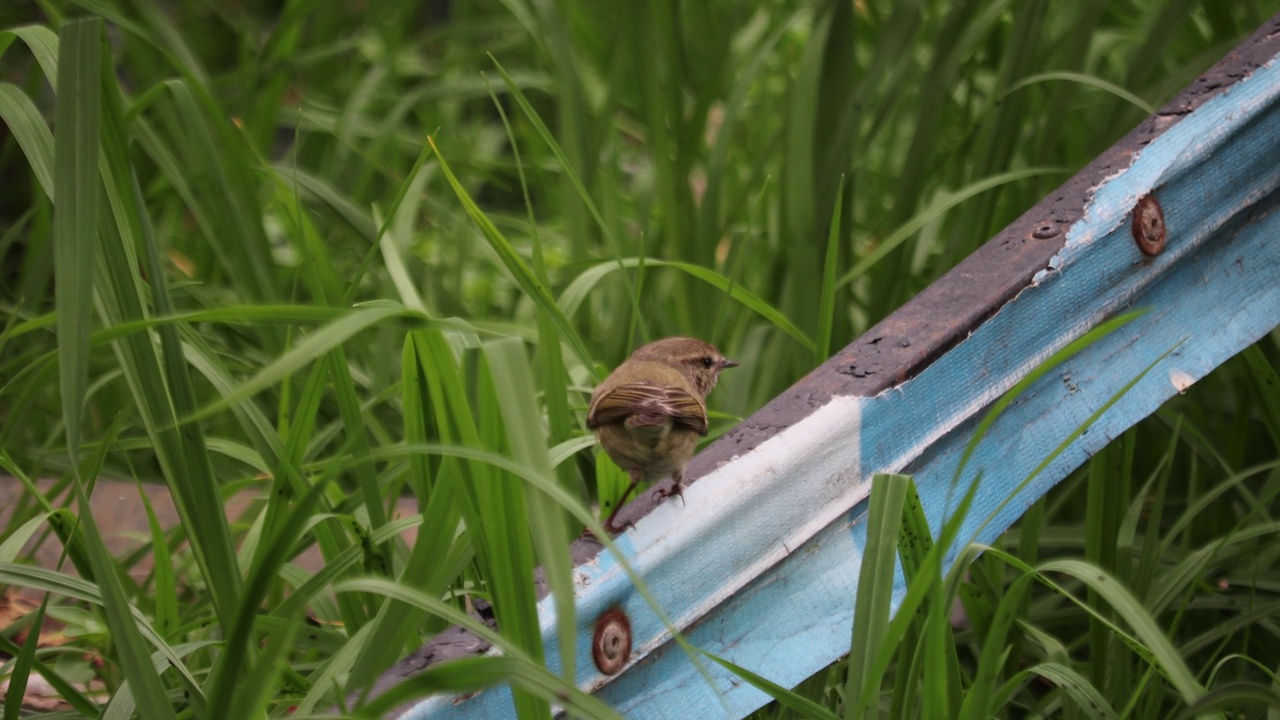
[1169,369,1196,394]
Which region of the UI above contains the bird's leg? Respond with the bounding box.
[603,469,643,534]
[656,470,686,507]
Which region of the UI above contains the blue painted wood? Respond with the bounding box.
[398,37,1280,720]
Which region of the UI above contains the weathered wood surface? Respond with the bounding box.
[387,13,1280,719]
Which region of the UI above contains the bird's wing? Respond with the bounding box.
[587,382,708,435]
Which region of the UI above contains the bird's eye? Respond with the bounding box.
[702,357,714,368]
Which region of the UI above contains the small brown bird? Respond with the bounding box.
[587,337,738,532]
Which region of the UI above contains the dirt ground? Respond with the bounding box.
[0,476,420,582]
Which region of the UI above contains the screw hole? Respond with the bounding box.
[1032,222,1060,239]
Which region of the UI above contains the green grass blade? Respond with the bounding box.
[254,349,367,634]
[0,561,195,714]
[956,572,1036,720]
[352,655,622,720]
[99,53,244,627]
[1241,345,1280,453]
[1001,71,1157,115]
[342,330,473,695]
[182,304,406,423]
[0,633,100,716]
[559,258,814,352]
[153,81,277,302]
[1174,683,1280,720]
[967,329,1178,546]
[52,17,99,460]
[271,162,378,242]
[344,435,726,709]
[487,56,642,315]
[472,347,548,720]
[0,83,55,199]
[1038,559,1211,710]
[1086,437,1131,694]
[0,511,52,562]
[845,472,910,720]
[887,481,929,717]
[0,25,61,88]
[340,325,481,691]
[861,469,986,716]
[953,310,1144,490]
[778,0,831,343]
[817,175,845,365]
[136,479,179,639]
[52,17,177,719]
[3,594,52,719]
[839,167,1064,290]
[693,646,839,720]
[336,578,621,720]
[427,135,598,381]
[209,475,334,720]
[1023,663,1118,718]
[486,72,583,538]
[483,338,576,684]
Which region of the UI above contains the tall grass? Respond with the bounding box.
[0,0,1278,718]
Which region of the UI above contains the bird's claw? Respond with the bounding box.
[600,517,635,536]
[604,517,634,535]
[657,482,685,507]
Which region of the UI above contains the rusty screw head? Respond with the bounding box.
[1132,194,1166,256]
[591,609,631,675]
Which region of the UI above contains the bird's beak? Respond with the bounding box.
[721,359,740,369]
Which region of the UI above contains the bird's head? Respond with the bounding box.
[629,336,739,397]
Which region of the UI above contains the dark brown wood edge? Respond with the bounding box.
[364,12,1280,713]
